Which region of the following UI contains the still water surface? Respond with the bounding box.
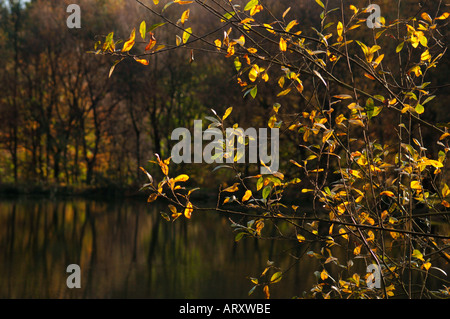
[0,196,316,298]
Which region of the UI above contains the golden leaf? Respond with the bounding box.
[214,39,222,50]
[410,180,421,190]
[277,88,291,97]
[223,183,239,193]
[249,65,259,82]
[339,228,349,240]
[421,49,431,62]
[122,28,136,52]
[436,12,450,20]
[222,107,233,120]
[337,21,343,42]
[242,190,252,202]
[279,37,287,52]
[182,27,192,44]
[380,191,395,197]
[263,285,270,299]
[174,174,189,182]
[285,20,298,32]
[320,269,329,280]
[134,57,149,65]
[184,201,193,219]
[147,193,158,203]
[180,9,190,24]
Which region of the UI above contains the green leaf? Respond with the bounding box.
[250,86,257,99]
[422,95,435,105]
[140,20,147,40]
[160,212,170,221]
[412,249,424,261]
[256,177,264,191]
[415,104,424,114]
[396,41,404,53]
[235,232,246,242]
[244,0,258,11]
[222,11,236,22]
[147,22,166,32]
[234,57,241,72]
[270,272,283,283]
[262,185,272,199]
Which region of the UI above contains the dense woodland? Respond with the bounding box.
[0,0,447,190]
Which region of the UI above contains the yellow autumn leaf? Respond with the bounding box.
[147,193,158,203]
[353,244,362,255]
[390,231,400,240]
[153,0,159,4]
[442,184,450,197]
[380,191,395,197]
[122,28,136,52]
[339,228,348,240]
[174,174,189,183]
[214,39,222,50]
[422,158,443,168]
[268,115,276,128]
[182,27,192,44]
[421,49,431,62]
[184,201,193,219]
[423,262,431,271]
[320,269,329,280]
[279,37,287,52]
[297,234,306,243]
[134,57,149,66]
[285,20,298,32]
[412,249,424,261]
[234,35,245,46]
[250,4,263,16]
[277,88,291,97]
[180,9,190,24]
[242,190,252,202]
[240,17,255,24]
[223,183,239,193]
[263,285,270,299]
[337,21,343,42]
[249,65,259,82]
[222,107,233,120]
[410,180,421,190]
[322,129,333,143]
[436,12,450,20]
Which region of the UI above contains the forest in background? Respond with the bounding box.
[0,0,448,195]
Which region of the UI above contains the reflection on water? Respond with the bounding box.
[0,197,317,299]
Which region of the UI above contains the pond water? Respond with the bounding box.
[0,196,318,299]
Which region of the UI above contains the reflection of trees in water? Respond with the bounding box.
[0,198,322,298]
